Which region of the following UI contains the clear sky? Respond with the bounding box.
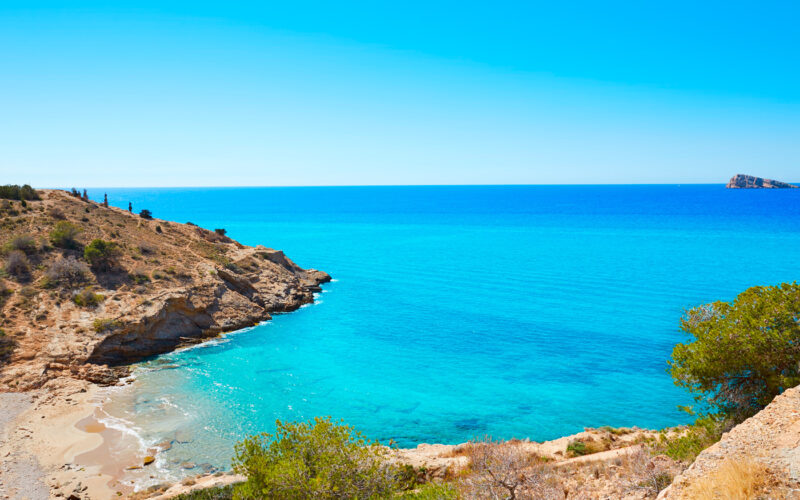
[1,1,798,186]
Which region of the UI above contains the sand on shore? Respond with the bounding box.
[0,379,119,500]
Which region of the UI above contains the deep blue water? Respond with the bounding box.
[95,185,800,476]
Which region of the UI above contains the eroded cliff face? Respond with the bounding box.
[0,190,330,390]
[659,386,800,499]
[726,174,798,188]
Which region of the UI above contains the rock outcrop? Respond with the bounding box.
[0,190,330,390]
[726,174,798,189]
[660,386,800,498]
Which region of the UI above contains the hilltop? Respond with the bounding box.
[0,188,329,391]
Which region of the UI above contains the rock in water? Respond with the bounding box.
[726,174,798,189]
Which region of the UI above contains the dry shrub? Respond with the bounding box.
[461,437,563,500]
[4,234,37,255]
[621,447,678,496]
[47,206,66,220]
[684,458,768,500]
[4,250,30,278]
[46,257,90,288]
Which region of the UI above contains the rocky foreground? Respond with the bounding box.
[726,174,798,188]
[660,386,800,499]
[0,190,330,391]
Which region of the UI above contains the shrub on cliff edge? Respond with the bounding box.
[669,282,800,420]
[232,417,400,500]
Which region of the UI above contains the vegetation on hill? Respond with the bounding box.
[0,184,40,201]
[232,417,405,499]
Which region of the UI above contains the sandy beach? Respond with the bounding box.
[0,380,118,499]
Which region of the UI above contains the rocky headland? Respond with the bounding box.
[0,189,330,391]
[726,174,798,189]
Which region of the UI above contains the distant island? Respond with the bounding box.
[726,174,798,189]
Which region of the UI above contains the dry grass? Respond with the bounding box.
[683,458,768,500]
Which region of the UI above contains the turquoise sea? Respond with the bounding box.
[95,185,800,480]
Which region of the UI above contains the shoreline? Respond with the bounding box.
[1,374,670,499]
[0,379,116,499]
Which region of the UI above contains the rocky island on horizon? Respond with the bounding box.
[726,173,798,189]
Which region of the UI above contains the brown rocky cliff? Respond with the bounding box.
[0,189,330,390]
[659,386,800,498]
[726,174,798,188]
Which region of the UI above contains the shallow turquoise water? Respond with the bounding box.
[95,185,800,477]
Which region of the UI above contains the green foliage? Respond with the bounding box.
[214,228,227,236]
[130,268,150,284]
[0,184,40,201]
[49,221,83,249]
[654,416,728,463]
[172,485,235,500]
[669,282,800,419]
[0,327,16,362]
[93,318,121,333]
[399,483,459,499]
[566,440,587,456]
[232,417,400,500]
[73,288,105,308]
[83,239,120,271]
[139,209,153,219]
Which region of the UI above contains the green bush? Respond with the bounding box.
[49,221,83,249]
[0,184,40,201]
[232,417,401,500]
[0,327,16,361]
[84,239,120,271]
[669,282,800,419]
[73,288,105,308]
[93,318,121,333]
[399,483,459,499]
[130,268,150,284]
[139,209,153,219]
[654,415,728,462]
[566,440,587,457]
[173,485,235,500]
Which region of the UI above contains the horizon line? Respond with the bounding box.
[35,181,795,190]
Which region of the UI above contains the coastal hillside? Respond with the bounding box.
[0,188,330,391]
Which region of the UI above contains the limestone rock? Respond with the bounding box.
[726,174,798,188]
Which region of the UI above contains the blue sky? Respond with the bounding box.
[1,1,798,186]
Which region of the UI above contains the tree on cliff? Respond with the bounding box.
[103,193,108,208]
[84,239,121,272]
[669,282,800,420]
